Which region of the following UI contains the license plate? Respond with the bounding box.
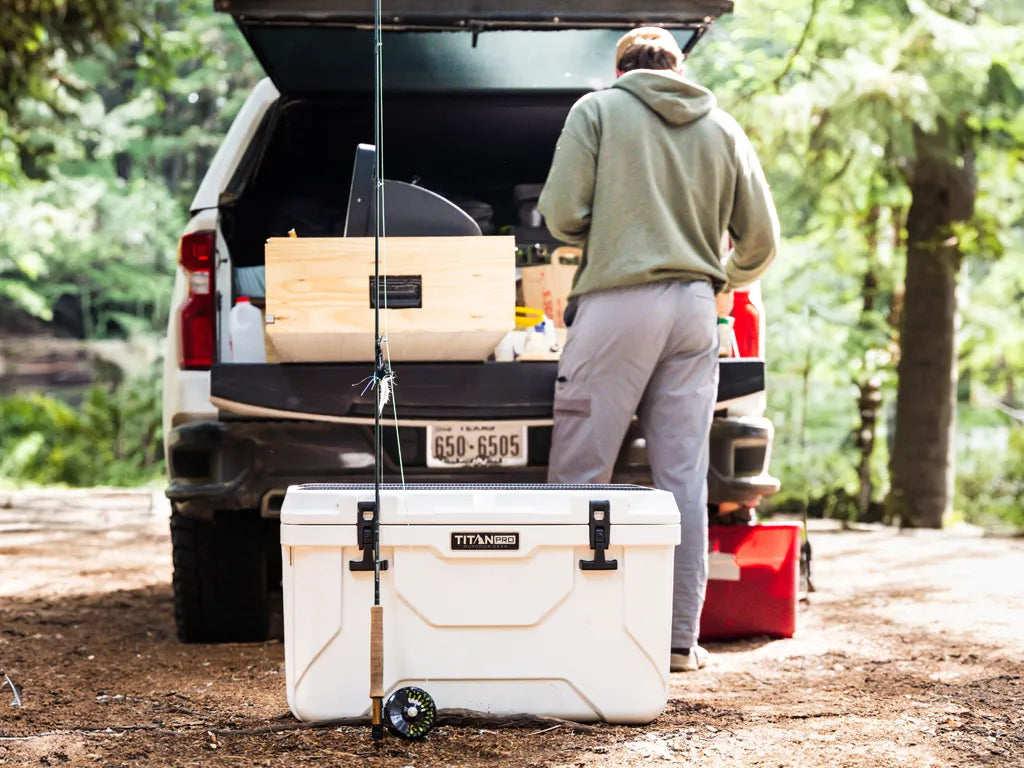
[426,422,528,468]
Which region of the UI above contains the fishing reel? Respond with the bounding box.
[383,686,437,740]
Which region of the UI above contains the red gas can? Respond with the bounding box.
[699,522,802,640]
[730,289,761,359]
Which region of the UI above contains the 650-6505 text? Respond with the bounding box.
[432,433,522,462]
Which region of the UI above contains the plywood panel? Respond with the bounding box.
[265,236,516,362]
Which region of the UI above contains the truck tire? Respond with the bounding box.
[170,508,276,643]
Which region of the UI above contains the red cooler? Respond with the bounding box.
[699,522,802,640]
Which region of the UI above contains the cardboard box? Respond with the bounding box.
[265,236,516,362]
[519,247,579,329]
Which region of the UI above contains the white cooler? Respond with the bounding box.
[280,483,680,724]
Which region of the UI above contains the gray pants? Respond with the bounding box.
[547,280,719,650]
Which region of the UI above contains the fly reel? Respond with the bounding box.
[383,687,437,740]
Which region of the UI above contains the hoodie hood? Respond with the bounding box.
[612,70,716,125]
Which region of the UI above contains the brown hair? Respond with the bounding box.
[617,44,684,73]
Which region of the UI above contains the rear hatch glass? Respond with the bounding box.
[216,0,733,95]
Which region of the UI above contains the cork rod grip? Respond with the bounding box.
[369,605,384,698]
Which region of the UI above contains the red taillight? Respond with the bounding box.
[178,231,216,369]
[731,289,761,359]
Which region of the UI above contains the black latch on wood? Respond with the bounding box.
[580,500,617,571]
[369,275,422,309]
[349,500,389,571]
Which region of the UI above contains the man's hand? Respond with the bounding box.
[716,290,734,318]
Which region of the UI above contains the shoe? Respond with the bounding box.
[670,646,709,672]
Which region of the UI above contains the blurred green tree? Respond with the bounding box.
[696,0,1024,528]
[0,0,260,337]
[1,0,135,181]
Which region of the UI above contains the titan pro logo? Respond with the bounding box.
[450,532,520,551]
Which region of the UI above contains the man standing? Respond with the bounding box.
[539,27,779,672]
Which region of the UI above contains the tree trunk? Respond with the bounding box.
[890,125,975,529]
[855,206,882,522]
[856,377,881,522]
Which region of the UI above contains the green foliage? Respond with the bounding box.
[0,374,164,486]
[0,173,181,332]
[955,421,1024,530]
[0,0,260,337]
[1,0,134,180]
[2,0,259,186]
[693,0,1024,528]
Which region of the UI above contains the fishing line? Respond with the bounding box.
[376,99,407,490]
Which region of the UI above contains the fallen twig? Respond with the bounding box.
[529,724,562,736]
[2,670,22,707]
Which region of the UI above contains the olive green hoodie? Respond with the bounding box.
[538,69,779,296]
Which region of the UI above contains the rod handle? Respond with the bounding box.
[370,605,384,698]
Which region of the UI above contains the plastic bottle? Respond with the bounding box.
[494,332,515,362]
[718,316,737,358]
[229,296,267,363]
[540,315,559,351]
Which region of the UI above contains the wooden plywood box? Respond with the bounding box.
[265,236,516,362]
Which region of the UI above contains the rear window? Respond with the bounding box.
[244,28,698,94]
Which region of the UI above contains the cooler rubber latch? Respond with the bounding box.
[580,500,618,571]
[349,500,389,572]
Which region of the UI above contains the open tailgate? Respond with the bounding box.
[211,359,764,423]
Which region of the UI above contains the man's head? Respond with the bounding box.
[615,26,684,75]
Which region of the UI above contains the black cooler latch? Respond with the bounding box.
[349,500,389,572]
[580,500,618,571]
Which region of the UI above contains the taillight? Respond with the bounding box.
[178,231,216,369]
[731,289,761,359]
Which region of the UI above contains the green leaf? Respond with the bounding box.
[0,279,53,320]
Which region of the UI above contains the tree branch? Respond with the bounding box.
[773,0,822,93]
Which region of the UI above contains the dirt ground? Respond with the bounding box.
[1,489,1021,767]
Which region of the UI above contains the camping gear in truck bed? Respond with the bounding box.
[281,483,680,723]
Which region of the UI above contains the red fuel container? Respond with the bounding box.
[730,289,761,359]
[699,522,802,640]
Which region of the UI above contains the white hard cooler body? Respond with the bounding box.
[280,483,681,724]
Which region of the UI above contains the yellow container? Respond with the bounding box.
[515,306,544,329]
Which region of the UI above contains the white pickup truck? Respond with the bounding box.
[162,0,779,643]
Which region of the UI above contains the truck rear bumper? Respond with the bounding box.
[707,416,780,506]
[166,414,778,518]
[166,419,559,517]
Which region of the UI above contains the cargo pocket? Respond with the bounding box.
[550,377,603,483]
[553,377,591,418]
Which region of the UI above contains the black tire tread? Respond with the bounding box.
[170,509,271,643]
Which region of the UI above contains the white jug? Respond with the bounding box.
[228,296,267,363]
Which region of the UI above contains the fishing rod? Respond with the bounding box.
[369,0,385,740]
[366,0,435,742]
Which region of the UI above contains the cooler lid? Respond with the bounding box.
[280,483,680,525]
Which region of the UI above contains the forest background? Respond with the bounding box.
[1,0,1022,531]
